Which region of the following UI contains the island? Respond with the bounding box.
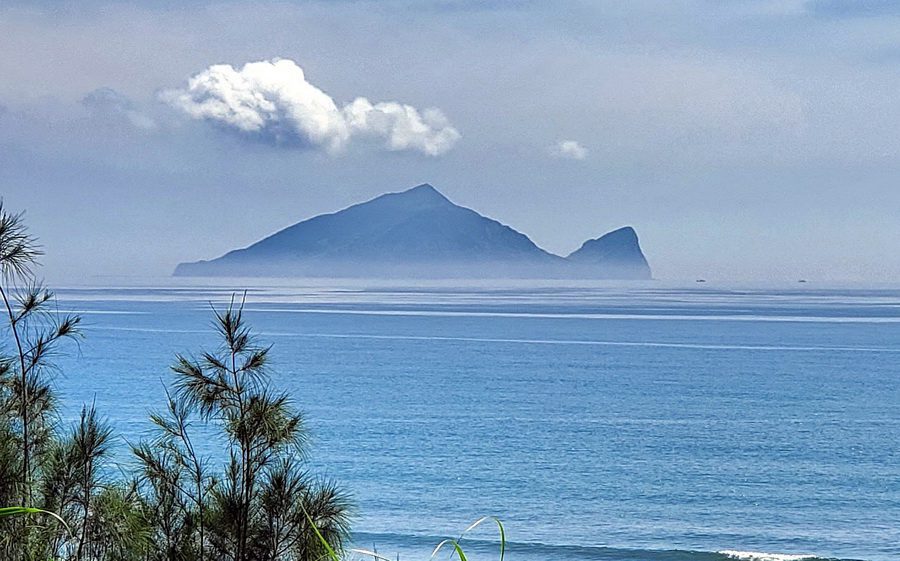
[174,184,652,279]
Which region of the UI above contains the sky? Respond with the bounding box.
[2,0,900,282]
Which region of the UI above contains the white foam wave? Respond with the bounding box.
[61,310,149,315]
[719,550,819,561]
[245,307,900,324]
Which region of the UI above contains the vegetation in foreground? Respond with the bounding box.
[0,203,352,560]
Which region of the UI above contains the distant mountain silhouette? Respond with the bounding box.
[566,227,651,279]
[174,184,651,279]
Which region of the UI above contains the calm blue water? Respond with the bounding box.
[46,281,900,561]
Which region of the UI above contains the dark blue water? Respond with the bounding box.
[48,282,900,561]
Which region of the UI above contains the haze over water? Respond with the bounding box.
[46,280,900,561]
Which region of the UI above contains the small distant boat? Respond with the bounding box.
[798,279,807,283]
[695,279,706,283]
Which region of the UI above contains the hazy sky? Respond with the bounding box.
[2,0,900,282]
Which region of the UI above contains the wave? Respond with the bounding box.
[350,532,854,561]
[719,551,820,561]
[244,306,900,324]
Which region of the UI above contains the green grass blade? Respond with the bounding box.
[0,506,71,533]
[300,503,342,561]
[462,517,488,534]
[456,516,506,561]
[430,539,469,561]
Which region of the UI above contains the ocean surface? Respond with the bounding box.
[45,280,900,561]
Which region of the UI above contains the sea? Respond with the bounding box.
[43,279,900,561]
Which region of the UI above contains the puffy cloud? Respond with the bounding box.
[550,139,587,160]
[161,58,460,156]
[343,98,460,156]
[82,87,157,130]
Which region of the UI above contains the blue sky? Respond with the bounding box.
[1,0,899,281]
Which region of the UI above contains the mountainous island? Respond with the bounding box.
[174,184,652,279]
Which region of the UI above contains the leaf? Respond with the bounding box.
[460,516,505,561]
[0,506,71,533]
[300,502,342,561]
[430,539,468,561]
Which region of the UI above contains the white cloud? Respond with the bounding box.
[551,139,587,160]
[161,58,460,156]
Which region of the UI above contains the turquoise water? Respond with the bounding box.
[48,282,900,561]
